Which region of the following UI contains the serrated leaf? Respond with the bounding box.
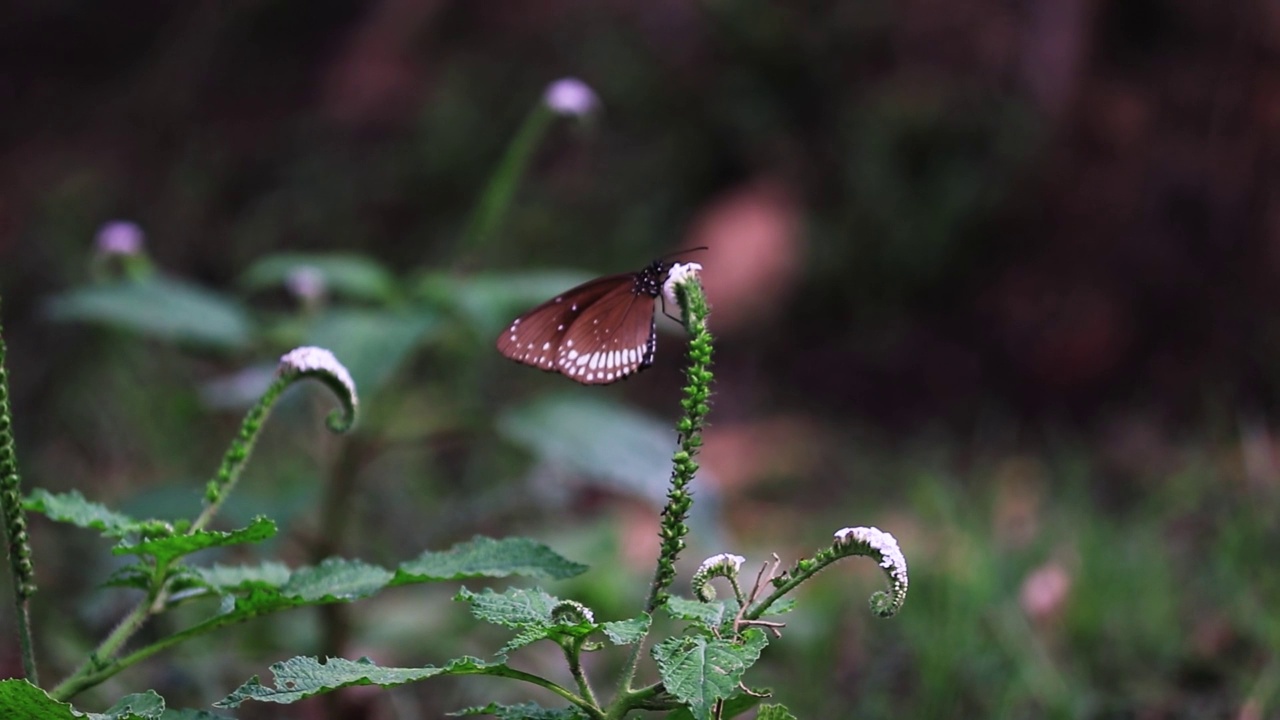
[0,680,177,720]
[102,563,153,590]
[216,655,502,708]
[652,630,769,720]
[664,597,736,628]
[158,710,234,720]
[602,615,651,645]
[755,704,797,720]
[499,626,553,655]
[45,276,252,349]
[663,692,765,720]
[457,587,558,628]
[114,517,277,566]
[497,395,679,507]
[282,558,394,602]
[449,701,588,719]
[304,308,439,392]
[98,692,165,719]
[191,562,292,592]
[24,489,140,538]
[394,537,587,583]
[240,253,397,302]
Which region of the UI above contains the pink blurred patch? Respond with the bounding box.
[682,180,805,333]
[1019,560,1072,622]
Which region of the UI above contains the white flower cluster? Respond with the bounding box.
[662,262,703,312]
[697,552,745,576]
[277,346,357,404]
[834,526,908,590]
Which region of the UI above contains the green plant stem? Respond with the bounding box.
[564,638,600,710]
[456,103,555,261]
[618,275,713,694]
[0,302,38,683]
[193,377,288,533]
[605,683,674,718]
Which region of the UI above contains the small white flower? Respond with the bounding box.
[662,262,703,312]
[697,552,745,576]
[692,552,746,601]
[95,220,145,256]
[834,526,908,589]
[285,266,327,302]
[543,77,600,117]
[277,346,356,401]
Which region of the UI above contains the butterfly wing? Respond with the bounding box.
[496,273,633,373]
[555,281,658,385]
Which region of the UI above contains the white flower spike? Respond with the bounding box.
[834,526,909,616]
[662,262,703,314]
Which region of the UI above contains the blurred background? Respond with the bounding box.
[1,0,1279,717]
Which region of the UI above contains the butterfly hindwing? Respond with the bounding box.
[555,281,657,384]
[495,273,632,373]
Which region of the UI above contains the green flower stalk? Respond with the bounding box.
[747,525,910,620]
[647,262,713,612]
[196,346,358,532]
[0,300,38,682]
[457,77,600,261]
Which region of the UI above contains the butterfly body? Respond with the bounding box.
[496,260,673,384]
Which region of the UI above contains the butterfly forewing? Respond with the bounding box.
[496,273,634,373]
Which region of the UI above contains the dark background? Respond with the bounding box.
[1,1,1278,718]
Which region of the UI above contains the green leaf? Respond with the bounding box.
[652,630,769,720]
[304,308,439,392]
[98,692,166,719]
[102,563,153,590]
[45,276,252,349]
[0,680,195,720]
[450,702,588,719]
[282,558,394,602]
[664,597,736,628]
[456,587,598,654]
[240,253,398,302]
[663,692,764,720]
[457,586,558,629]
[24,489,140,538]
[601,615,651,645]
[158,710,235,720]
[216,656,502,708]
[498,395,709,508]
[191,561,293,592]
[755,704,797,720]
[114,517,277,566]
[394,536,587,583]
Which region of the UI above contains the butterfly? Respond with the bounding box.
[496,257,689,384]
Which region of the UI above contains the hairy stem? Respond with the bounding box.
[0,301,38,683]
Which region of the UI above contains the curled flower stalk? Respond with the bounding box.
[691,553,747,603]
[0,301,38,682]
[747,525,910,621]
[51,347,359,701]
[197,346,358,532]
